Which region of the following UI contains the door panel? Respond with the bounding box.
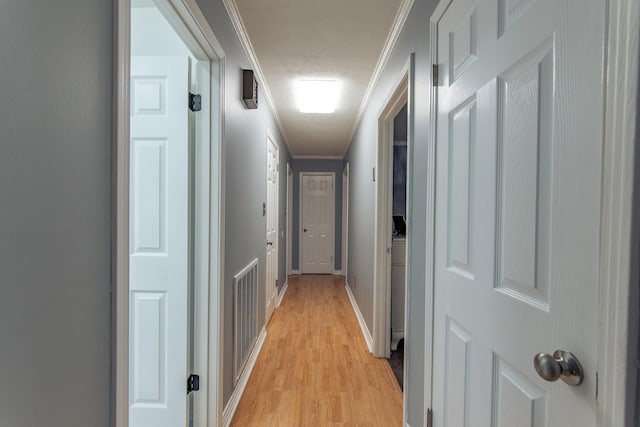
[301,174,334,274]
[265,135,278,322]
[433,0,604,425]
[130,56,189,427]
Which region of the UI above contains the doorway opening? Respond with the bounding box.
[388,103,408,390]
[115,0,225,426]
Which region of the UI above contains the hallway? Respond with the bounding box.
[231,275,403,426]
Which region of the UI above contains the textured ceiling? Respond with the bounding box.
[233,0,404,157]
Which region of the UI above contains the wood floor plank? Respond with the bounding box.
[230,274,403,427]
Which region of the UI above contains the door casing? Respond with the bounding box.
[424,0,639,425]
[113,0,226,426]
[342,163,349,279]
[286,163,293,276]
[372,56,414,354]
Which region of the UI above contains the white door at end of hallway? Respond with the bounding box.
[432,0,604,425]
[129,56,190,427]
[265,134,279,323]
[301,173,335,274]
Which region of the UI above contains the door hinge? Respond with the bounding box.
[187,374,200,394]
[189,93,202,112]
[427,408,433,427]
[432,64,438,87]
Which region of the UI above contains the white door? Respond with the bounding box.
[301,173,335,274]
[432,0,604,425]
[265,134,279,323]
[129,56,190,427]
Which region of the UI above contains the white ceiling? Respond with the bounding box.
[232,0,405,157]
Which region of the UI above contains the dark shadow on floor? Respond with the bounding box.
[387,338,404,391]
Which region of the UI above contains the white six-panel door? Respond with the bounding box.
[129,56,189,427]
[265,133,279,323]
[432,0,605,425]
[301,173,335,274]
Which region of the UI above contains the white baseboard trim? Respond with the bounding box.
[391,328,404,351]
[291,269,301,275]
[276,280,288,307]
[332,269,344,275]
[344,282,373,353]
[222,327,267,427]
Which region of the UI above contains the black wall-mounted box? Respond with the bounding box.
[242,69,258,109]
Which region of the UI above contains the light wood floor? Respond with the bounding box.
[230,274,403,427]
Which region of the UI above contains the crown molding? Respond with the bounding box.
[342,0,415,157]
[221,0,292,153]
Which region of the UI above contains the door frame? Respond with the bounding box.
[372,54,414,363]
[299,172,336,274]
[286,162,293,276]
[265,128,279,323]
[342,163,350,279]
[425,0,639,424]
[113,1,226,426]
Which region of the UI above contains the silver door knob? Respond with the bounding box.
[533,350,584,386]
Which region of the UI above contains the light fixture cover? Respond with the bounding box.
[296,80,339,113]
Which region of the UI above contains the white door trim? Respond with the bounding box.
[299,172,336,274]
[423,4,446,420]
[372,55,413,361]
[597,0,639,424]
[286,162,293,276]
[342,163,350,279]
[425,0,639,424]
[113,1,226,426]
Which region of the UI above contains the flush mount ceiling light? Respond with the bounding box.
[295,79,340,113]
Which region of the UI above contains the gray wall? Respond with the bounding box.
[632,46,640,426]
[292,159,343,271]
[0,1,112,426]
[343,0,439,425]
[195,0,291,408]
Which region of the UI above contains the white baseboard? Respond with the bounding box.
[222,327,267,427]
[291,269,301,275]
[391,328,404,351]
[276,280,288,307]
[344,282,373,353]
[332,269,344,275]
